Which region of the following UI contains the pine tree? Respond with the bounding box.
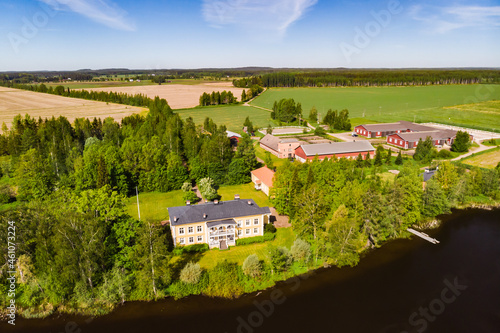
[385,148,392,165]
[374,146,384,166]
[395,150,403,165]
[356,153,364,168]
[364,152,372,167]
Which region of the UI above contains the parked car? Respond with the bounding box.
[351,132,358,137]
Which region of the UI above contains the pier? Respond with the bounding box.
[407,228,440,244]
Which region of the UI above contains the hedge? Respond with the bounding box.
[236,232,276,246]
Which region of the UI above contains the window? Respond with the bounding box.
[179,238,185,245]
[245,229,250,235]
[238,230,242,236]
[254,228,258,234]
[197,236,203,242]
[288,149,291,152]
[179,227,185,235]
[245,219,250,226]
[188,227,194,234]
[237,220,242,227]
[188,237,194,244]
[254,218,259,225]
[197,225,203,233]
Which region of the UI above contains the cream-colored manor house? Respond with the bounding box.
[168,196,271,250]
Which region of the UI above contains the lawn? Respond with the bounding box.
[461,147,500,169]
[174,105,277,132]
[126,190,186,222]
[251,85,500,132]
[217,183,271,207]
[254,143,286,168]
[197,227,296,269]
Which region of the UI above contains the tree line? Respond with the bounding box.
[199,91,237,106]
[251,69,500,87]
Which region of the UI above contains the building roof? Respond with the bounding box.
[251,166,275,188]
[298,141,375,156]
[168,199,271,226]
[207,219,237,228]
[356,121,436,133]
[392,129,457,142]
[226,130,242,138]
[260,134,299,152]
[421,170,437,182]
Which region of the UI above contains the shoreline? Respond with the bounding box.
[3,204,499,322]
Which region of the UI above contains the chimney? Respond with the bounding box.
[234,194,240,200]
[203,213,207,219]
[247,200,252,205]
[186,200,191,205]
[173,216,177,222]
[214,199,219,205]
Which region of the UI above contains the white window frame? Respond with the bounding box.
[188,237,194,244]
[179,227,185,235]
[245,229,250,235]
[197,225,203,233]
[237,220,242,228]
[245,219,250,226]
[179,238,185,245]
[188,226,194,234]
[197,235,203,242]
[254,218,259,225]
[238,230,242,236]
[253,228,258,234]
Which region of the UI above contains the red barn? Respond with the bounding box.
[387,129,459,149]
[354,121,436,138]
[294,141,375,162]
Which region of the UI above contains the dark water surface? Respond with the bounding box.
[3,208,500,333]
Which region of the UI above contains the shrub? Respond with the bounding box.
[180,262,202,284]
[242,254,262,278]
[438,149,452,158]
[173,243,209,256]
[290,238,311,262]
[205,261,243,298]
[264,223,277,234]
[236,232,276,246]
[268,246,292,272]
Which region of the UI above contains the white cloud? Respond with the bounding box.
[38,0,135,31]
[202,0,317,34]
[410,4,500,33]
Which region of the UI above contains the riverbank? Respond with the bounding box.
[4,203,499,323]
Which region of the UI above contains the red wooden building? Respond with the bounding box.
[354,121,436,138]
[387,129,459,149]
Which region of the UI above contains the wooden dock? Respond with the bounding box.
[407,228,440,244]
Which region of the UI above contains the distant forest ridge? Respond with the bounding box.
[1,68,500,87]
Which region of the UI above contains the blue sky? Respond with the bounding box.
[1,0,499,71]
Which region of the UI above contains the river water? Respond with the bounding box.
[3,208,500,333]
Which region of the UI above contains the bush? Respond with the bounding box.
[438,149,452,158]
[290,238,311,262]
[173,243,209,255]
[242,254,262,278]
[168,273,208,300]
[264,223,277,234]
[268,246,292,272]
[0,184,14,204]
[180,262,202,284]
[205,261,243,298]
[236,232,276,246]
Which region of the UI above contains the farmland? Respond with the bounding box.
[251,85,500,132]
[462,147,500,169]
[0,86,145,129]
[81,82,246,109]
[175,105,277,132]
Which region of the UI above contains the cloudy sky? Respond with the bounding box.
[1,0,499,70]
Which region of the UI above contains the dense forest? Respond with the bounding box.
[237,69,500,87]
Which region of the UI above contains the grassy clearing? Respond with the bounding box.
[197,228,295,269]
[251,85,500,132]
[254,143,286,168]
[217,183,271,207]
[482,138,500,146]
[460,147,500,169]
[125,190,186,222]
[175,105,277,132]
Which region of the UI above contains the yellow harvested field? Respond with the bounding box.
[0,87,145,129]
[463,149,500,169]
[82,83,246,109]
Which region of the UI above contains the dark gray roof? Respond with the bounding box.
[168,199,271,226]
[299,141,375,156]
[260,134,298,151]
[207,219,237,228]
[421,170,437,182]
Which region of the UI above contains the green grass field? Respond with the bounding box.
[251,85,500,132]
[217,183,271,207]
[461,147,500,169]
[254,143,286,168]
[197,228,295,269]
[126,190,186,222]
[174,105,277,132]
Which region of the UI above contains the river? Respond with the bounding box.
[3,208,500,333]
